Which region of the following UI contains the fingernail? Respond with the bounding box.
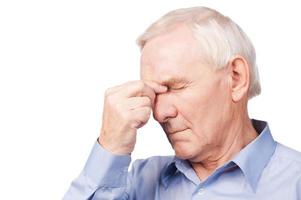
[160,85,168,91]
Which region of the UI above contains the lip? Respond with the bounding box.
[168,128,188,134]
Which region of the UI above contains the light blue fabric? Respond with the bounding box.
[63,119,301,199]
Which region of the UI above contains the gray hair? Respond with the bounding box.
[136,6,261,99]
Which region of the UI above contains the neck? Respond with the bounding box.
[190,108,258,181]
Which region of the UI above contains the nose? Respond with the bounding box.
[153,93,177,123]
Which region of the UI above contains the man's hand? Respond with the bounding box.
[98,80,167,155]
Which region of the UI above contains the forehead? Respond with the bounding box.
[140,24,205,84]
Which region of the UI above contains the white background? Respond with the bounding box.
[1,1,301,199]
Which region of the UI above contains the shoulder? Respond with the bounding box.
[274,142,301,162]
[270,142,301,172]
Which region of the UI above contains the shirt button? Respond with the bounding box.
[198,188,205,195]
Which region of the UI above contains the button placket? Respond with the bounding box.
[197,187,205,195]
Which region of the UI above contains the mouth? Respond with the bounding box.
[167,129,190,145]
[161,123,188,135]
[167,128,188,135]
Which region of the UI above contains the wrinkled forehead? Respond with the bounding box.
[140,25,199,63]
[140,25,204,82]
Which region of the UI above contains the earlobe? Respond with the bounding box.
[229,56,250,102]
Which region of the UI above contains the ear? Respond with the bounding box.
[228,55,250,102]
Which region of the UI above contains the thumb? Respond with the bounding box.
[144,80,168,94]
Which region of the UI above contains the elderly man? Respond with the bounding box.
[64,6,301,199]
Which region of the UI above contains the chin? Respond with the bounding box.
[172,142,196,160]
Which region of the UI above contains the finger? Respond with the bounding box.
[143,80,168,94]
[118,81,156,105]
[130,106,152,128]
[106,80,167,97]
[124,97,152,110]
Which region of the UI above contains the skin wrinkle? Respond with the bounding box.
[197,93,249,165]
[140,23,258,181]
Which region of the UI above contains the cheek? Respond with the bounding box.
[175,82,231,143]
[175,88,211,122]
[185,79,230,118]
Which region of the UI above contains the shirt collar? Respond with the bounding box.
[160,119,277,191]
[160,156,201,188]
[160,161,177,188]
[232,119,277,192]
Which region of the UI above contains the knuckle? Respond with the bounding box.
[136,81,145,90]
[144,106,152,115]
[130,120,140,129]
[144,97,152,105]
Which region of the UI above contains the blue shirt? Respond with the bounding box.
[63,119,301,199]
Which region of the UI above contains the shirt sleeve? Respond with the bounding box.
[63,140,132,200]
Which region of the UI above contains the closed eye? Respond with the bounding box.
[167,86,185,91]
